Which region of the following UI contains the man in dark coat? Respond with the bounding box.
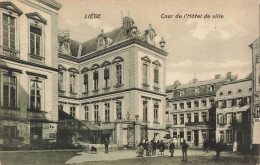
[169,141,175,157]
[104,137,109,153]
[215,142,222,160]
[182,140,189,161]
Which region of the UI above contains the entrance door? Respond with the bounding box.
[194,130,199,146]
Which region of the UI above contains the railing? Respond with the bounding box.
[0,46,19,58]
[27,109,46,119]
[0,107,20,117]
[185,121,209,126]
[28,54,45,64]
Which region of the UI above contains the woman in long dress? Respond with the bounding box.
[233,140,238,152]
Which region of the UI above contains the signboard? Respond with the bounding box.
[253,118,260,144]
[42,123,57,141]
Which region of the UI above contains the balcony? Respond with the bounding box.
[28,54,45,64]
[185,121,209,126]
[0,46,19,58]
[0,107,20,118]
[27,109,47,119]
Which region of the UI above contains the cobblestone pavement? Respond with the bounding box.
[65,149,254,164]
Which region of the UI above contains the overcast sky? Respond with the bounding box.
[57,0,259,85]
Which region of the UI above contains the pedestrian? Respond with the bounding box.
[215,142,222,160]
[233,140,238,152]
[182,140,189,161]
[147,142,152,156]
[104,137,109,153]
[203,138,209,152]
[137,140,144,157]
[169,141,175,157]
[152,139,157,156]
[159,140,165,155]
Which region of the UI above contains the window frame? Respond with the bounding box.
[116,101,122,120]
[104,103,110,122]
[29,78,44,111]
[1,72,17,108]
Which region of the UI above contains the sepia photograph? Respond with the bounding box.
[0,0,259,164]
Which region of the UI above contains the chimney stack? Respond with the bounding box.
[226,72,232,79]
[215,74,221,79]
[192,78,198,83]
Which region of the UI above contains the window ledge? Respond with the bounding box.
[28,53,45,64]
[114,84,123,88]
[142,83,150,87]
[153,86,160,90]
[27,109,47,113]
[82,91,89,95]
[0,106,20,111]
[103,87,111,90]
[92,89,100,93]
[0,46,20,58]
[59,90,66,93]
[153,122,160,124]
[69,92,78,95]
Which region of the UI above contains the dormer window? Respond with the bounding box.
[209,84,215,92]
[227,90,233,95]
[219,92,224,96]
[237,89,242,93]
[194,87,199,94]
[179,90,185,96]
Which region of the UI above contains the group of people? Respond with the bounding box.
[137,138,189,161]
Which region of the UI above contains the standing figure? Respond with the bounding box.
[159,140,165,155]
[152,139,157,156]
[137,140,144,157]
[104,137,109,153]
[147,142,152,156]
[233,140,238,152]
[182,140,189,161]
[215,142,222,160]
[169,141,175,157]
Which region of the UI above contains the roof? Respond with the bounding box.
[36,0,62,10]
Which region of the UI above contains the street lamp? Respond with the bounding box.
[159,37,166,49]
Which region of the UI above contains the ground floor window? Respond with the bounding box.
[187,131,191,142]
[226,130,232,144]
[3,126,17,139]
[219,131,224,143]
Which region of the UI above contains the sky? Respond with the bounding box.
[57,0,259,85]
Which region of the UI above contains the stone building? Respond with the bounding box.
[57,16,168,146]
[250,37,260,152]
[166,73,237,148]
[0,0,62,148]
[215,78,251,150]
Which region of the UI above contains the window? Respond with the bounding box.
[69,73,76,93]
[70,106,75,118]
[180,103,184,109]
[194,88,199,94]
[202,130,206,139]
[84,106,89,120]
[142,63,148,84]
[209,85,215,92]
[187,131,191,142]
[58,71,63,91]
[237,89,242,93]
[227,113,232,124]
[93,71,99,90]
[58,104,63,111]
[116,101,122,120]
[187,113,191,123]
[154,104,159,122]
[237,98,243,106]
[180,131,184,139]
[30,26,41,56]
[173,104,177,110]
[154,68,159,86]
[105,103,110,122]
[83,74,88,92]
[202,112,207,122]
[94,105,99,123]
[3,126,17,139]
[194,113,199,122]
[232,112,237,123]
[30,80,42,110]
[104,68,109,88]
[209,99,215,107]
[227,90,233,95]
[179,90,185,96]
[194,101,199,108]
[219,131,224,143]
[202,100,207,107]
[2,74,16,107]
[187,102,191,108]
[173,115,177,125]
[143,101,148,122]
[116,64,122,85]
[166,111,169,121]
[217,114,220,124]
[180,114,184,124]
[219,92,224,96]
[173,132,177,138]
[166,101,170,106]
[226,130,232,144]
[3,13,15,49]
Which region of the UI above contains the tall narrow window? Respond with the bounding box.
[104,68,109,88]
[116,64,122,85]
[142,63,148,84]
[58,71,63,91]
[202,112,207,122]
[84,106,89,120]
[70,106,75,118]
[154,103,159,122]
[30,80,42,110]
[154,68,159,86]
[3,74,16,107]
[93,71,99,90]
[3,14,15,49]
[194,113,199,122]
[180,114,184,124]
[83,74,88,92]
[187,113,191,123]
[143,101,148,122]
[105,103,110,122]
[173,115,177,125]
[30,26,41,56]
[69,73,76,93]
[116,101,122,120]
[187,131,191,142]
[94,105,99,123]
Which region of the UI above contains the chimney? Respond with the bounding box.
[173,80,181,87]
[192,78,198,83]
[226,72,232,79]
[215,74,221,79]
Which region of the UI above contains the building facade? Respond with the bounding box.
[166,73,237,148]
[0,0,62,148]
[215,79,251,150]
[57,18,168,146]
